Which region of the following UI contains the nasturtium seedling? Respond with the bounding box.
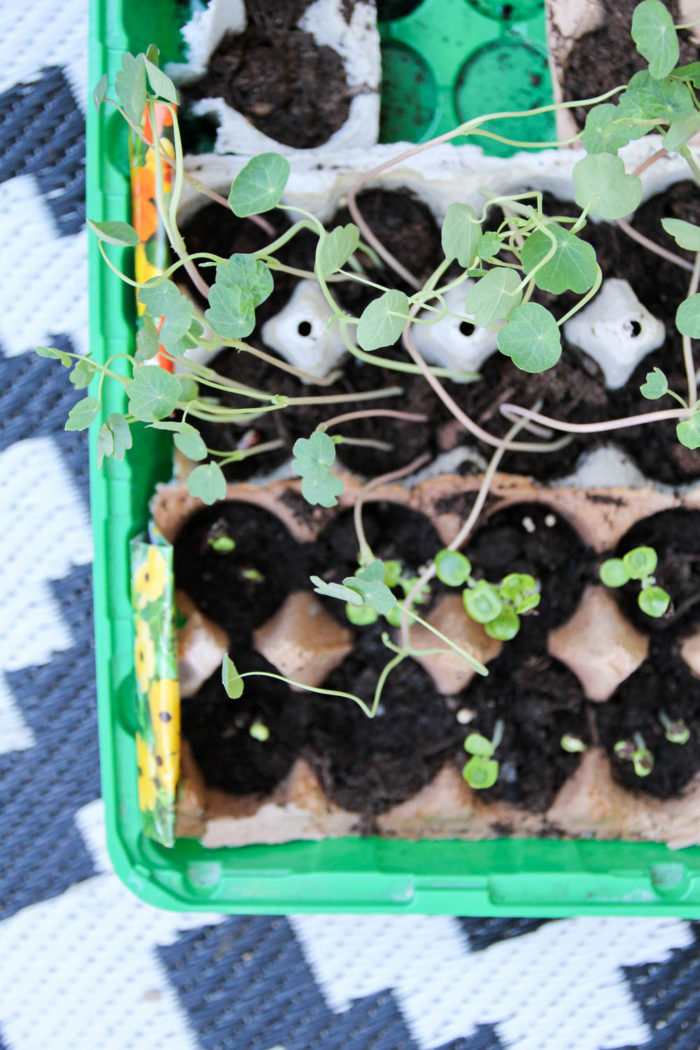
[496,303,562,373]
[441,202,481,268]
[464,268,522,326]
[187,462,227,505]
[631,0,679,80]
[521,226,597,295]
[228,152,290,216]
[435,550,472,587]
[573,153,643,220]
[292,432,344,508]
[317,224,360,279]
[640,367,669,400]
[357,290,410,352]
[677,413,700,450]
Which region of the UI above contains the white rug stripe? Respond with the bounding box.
[0,176,88,359]
[0,2,87,113]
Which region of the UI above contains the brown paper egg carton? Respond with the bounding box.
[153,471,700,850]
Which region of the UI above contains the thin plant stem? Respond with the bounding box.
[684,252,700,406]
[353,452,432,563]
[318,408,428,431]
[499,402,689,433]
[617,218,694,273]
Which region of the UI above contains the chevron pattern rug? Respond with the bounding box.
[1,2,700,1047]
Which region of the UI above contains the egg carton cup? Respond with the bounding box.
[167,0,380,156]
[152,471,700,850]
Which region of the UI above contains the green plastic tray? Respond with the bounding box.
[88,0,700,914]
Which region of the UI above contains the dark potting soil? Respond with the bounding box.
[173,500,308,642]
[562,0,698,129]
[596,635,700,798]
[609,508,700,633]
[305,632,463,824]
[330,188,443,312]
[465,501,592,635]
[310,500,447,623]
[183,650,308,797]
[457,650,590,812]
[182,4,352,149]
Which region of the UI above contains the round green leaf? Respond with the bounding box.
[476,232,502,261]
[463,268,522,326]
[317,224,360,278]
[631,0,679,80]
[623,546,657,580]
[677,414,700,449]
[582,103,646,155]
[464,580,502,623]
[96,421,114,467]
[65,396,99,432]
[599,558,630,588]
[87,218,140,247]
[676,293,700,337]
[125,366,182,422]
[521,226,597,295]
[661,217,700,251]
[640,366,669,400]
[441,203,481,268]
[573,153,643,220]
[497,302,562,373]
[187,462,227,505]
[462,755,499,790]
[484,606,520,641]
[173,426,208,461]
[435,550,472,587]
[357,290,410,352]
[638,585,670,618]
[463,733,494,758]
[345,603,379,626]
[228,153,290,216]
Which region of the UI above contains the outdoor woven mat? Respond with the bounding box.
[1,2,700,1047]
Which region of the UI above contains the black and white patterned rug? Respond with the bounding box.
[2,3,700,1047]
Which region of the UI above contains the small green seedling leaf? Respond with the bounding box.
[573,153,643,220]
[462,755,499,790]
[582,103,647,154]
[631,0,679,80]
[107,413,132,460]
[135,316,161,362]
[37,345,72,367]
[114,51,147,127]
[317,224,360,278]
[87,218,140,247]
[216,254,274,306]
[484,605,520,641]
[177,375,199,403]
[144,56,179,104]
[69,357,97,389]
[623,546,657,580]
[660,715,690,744]
[125,366,181,422]
[345,603,379,626]
[638,585,670,617]
[663,111,700,152]
[640,366,669,399]
[599,558,630,588]
[138,279,192,354]
[229,153,290,216]
[173,425,208,461]
[93,73,108,112]
[96,421,114,467]
[441,203,481,268]
[357,290,410,352]
[677,413,700,449]
[662,218,700,251]
[676,293,700,337]
[521,226,597,295]
[620,70,694,124]
[383,560,403,588]
[464,580,502,623]
[222,655,244,699]
[561,734,587,753]
[208,535,236,552]
[464,733,494,758]
[204,255,273,339]
[65,396,99,432]
[435,549,472,587]
[310,575,364,606]
[476,231,502,261]
[497,302,562,373]
[633,748,654,777]
[187,462,227,505]
[464,268,522,326]
[344,567,397,616]
[292,432,345,508]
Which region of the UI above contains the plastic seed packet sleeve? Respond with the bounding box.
[130,533,180,846]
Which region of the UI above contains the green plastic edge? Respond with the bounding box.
[88,0,700,915]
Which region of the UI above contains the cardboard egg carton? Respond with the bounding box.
[152,471,700,850]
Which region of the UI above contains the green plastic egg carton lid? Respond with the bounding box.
[378,0,554,151]
[87,0,700,914]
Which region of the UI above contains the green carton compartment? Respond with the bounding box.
[88,0,700,913]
